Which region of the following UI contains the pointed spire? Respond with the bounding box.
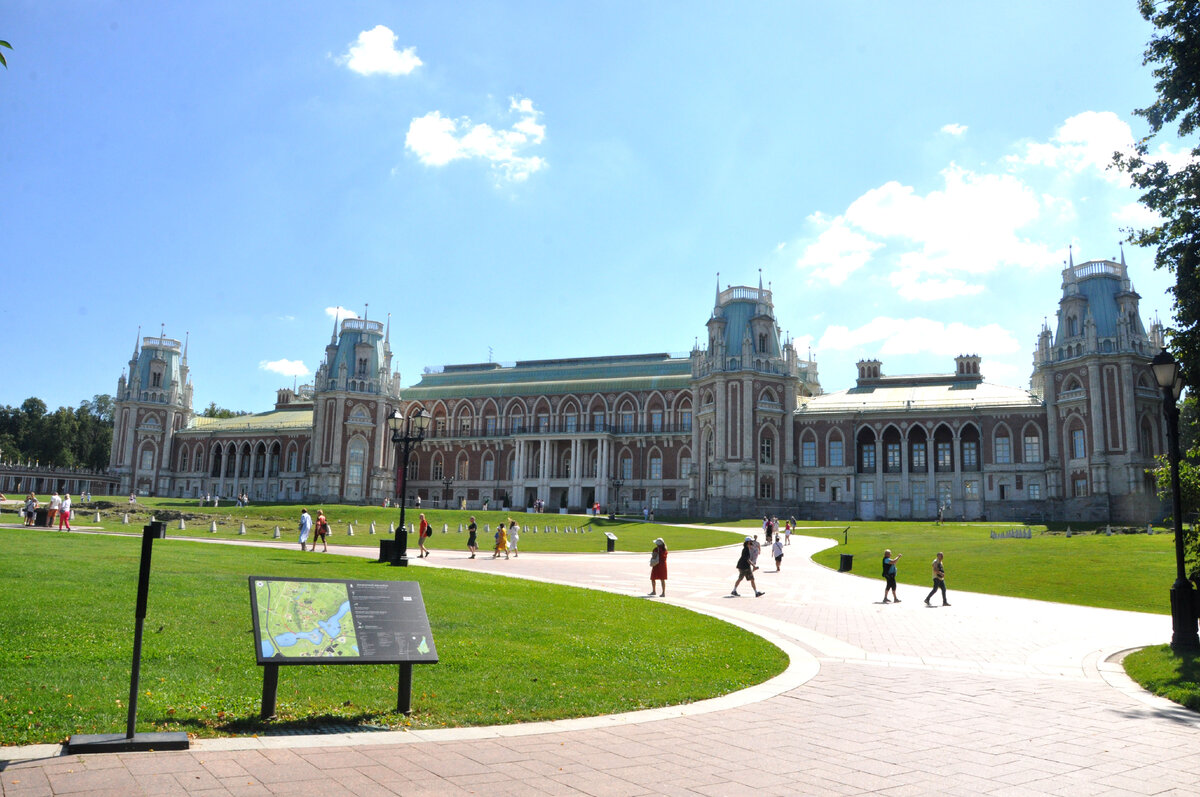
[758,268,763,291]
[183,332,189,363]
[1120,242,1126,267]
[1068,244,1074,269]
[160,322,165,341]
[133,325,141,358]
[385,313,392,345]
[331,311,339,345]
[715,272,720,305]
[363,302,369,322]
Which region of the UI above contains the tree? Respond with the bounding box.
[202,402,248,419]
[1114,1,1200,384]
[0,40,10,69]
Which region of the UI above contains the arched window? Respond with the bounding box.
[759,431,775,465]
[908,427,927,472]
[994,426,1012,464]
[857,428,877,473]
[345,438,367,499]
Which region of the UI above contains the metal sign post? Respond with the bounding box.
[67,522,190,753]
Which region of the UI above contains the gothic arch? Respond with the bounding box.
[700,389,715,406]
[1138,412,1158,456]
[758,425,777,465]
[177,443,189,472]
[1064,376,1083,392]
[455,450,470,480]
[758,386,779,404]
[992,421,1013,463]
[285,441,299,472]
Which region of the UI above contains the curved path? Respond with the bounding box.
[4,529,1200,796]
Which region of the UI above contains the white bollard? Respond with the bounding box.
[442,523,448,534]
[94,512,101,523]
[273,526,281,539]
[458,523,464,533]
[239,521,247,535]
[210,521,218,533]
[370,521,376,535]
[348,523,355,536]
[389,521,395,534]
[179,519,186,530]
[123,514,129,524]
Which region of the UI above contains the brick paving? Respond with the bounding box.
[3,527,1200,795]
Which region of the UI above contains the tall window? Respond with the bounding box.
[356,357,368,377]
[829,439,844,467]
[1024,433,1042,463]
[1073,477,1088,497]
[860,481,874,501]
[911,442,927,470]
[346,440,366,495]
[485,417,497,435]
[885,442,901,471]
[860,442,875,470]
[801,440,817,467]
[1028,482,1042,500]
[911,481,926,511]
[457,459,468,480]
[621,411,634,432]
[1071,428,1086,459]
[649,456,662,480]
[680,411,692,431]
[964,480,979,500]
[650,411,663,432]
[995,435,1011,464]
[593,411,604,431]
[680,456,691,478]
[935,442,953,471]
[961,441,978,469]
[460,417,472,435]
[759,478,773,499]
[538,413,549,432]
[760,435,774,465]
[432,460,444,480]
[511,416,524,433]
[483,458,495,480]
[287,450,298,471]
[565,414,577,433]
[621,457,633,479]
[803,486,815,502]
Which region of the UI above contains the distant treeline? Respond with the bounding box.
[0,396,114,471]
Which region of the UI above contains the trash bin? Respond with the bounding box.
[838,553,853,572]
[35,507,50,527]
[379,539,395,562]
[604,532,618,553]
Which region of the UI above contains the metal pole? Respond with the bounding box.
[1165,389,1199,648]
[394,435,411,566]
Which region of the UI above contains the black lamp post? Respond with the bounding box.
[442,476,454,509]
[610,476,623,519]
[1151,347,1199,649]
[389,407,430,567]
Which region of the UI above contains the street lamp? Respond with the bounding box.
[1151,347,1198,649]
[442,476,454,509]
[610,477,623,519]
[388,407,430,567]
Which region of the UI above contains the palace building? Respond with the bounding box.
[108,253,1168,523]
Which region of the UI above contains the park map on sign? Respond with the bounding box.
[254,580,359,659]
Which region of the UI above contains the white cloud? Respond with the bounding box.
[325,306,359,321]
[260,359,310,377]
[338,25,422,76]
[816,317,1021,358]
[1008,111,1136,183]
[795,213,882,285]
[941,123,967,136]
[405,96,547,182]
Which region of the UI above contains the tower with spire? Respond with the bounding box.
[308,309,402,502]
[689,273,821,516]
[109,327,193,496]
[1030,247,1163,519]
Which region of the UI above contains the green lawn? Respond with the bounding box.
[9,496,743,553]
[1122,645,1200,711]
[806,521,1180,615]
[0,528,786,746]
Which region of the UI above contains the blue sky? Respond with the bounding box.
[1,1,1185,414]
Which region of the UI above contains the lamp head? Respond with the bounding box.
[388,409,403,434]
[410,407,431,434]
[1152,347,1180,390]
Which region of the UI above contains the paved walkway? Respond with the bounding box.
[4,529,1200,796]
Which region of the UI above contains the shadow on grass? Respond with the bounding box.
[165,710,404,737]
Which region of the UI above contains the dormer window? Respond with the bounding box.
[356,357,369,377]
[758,333,767,353]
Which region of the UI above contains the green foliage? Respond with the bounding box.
[0,395,113,469]
[1123,644,1200,712]
[201,401,249,418]
[1150,448,1200,582]
[0,40,10,69]
[1113,1,1200,385]
[0,530,784,745]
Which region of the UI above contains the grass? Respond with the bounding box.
[0,528,786,746]
[806,520,1180,615]
[7,495,743,553]
[1122,645,1200,712]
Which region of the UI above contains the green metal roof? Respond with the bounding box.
[181,408,314,435]
[403,354,692,399]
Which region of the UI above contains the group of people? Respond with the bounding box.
[297,508,331,552]
[882,549,950,606]
[20,491,72,530]
[761,515,795,545]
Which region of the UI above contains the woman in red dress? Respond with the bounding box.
[649,537,668,596]
[418,513,431,557]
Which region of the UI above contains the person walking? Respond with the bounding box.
[314,510,330,552]
[771,535,784,571]
[493,521,509,559]
[649,537,668,596]
[784,519,792,546]
[508,520,520,557]
[418,513,431,557]
[882,549,902,603]
[732,537,765,597]
[48,491,61,527]
[467,516,478,558]
[749,534,762,571]
[58,493,72,531]
[298,508,312,552]
[925,552,950,606]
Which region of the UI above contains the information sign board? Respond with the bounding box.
[248,576,438,665]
